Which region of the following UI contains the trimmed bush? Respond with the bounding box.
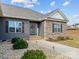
[11,37,21,44]
[21,50,46,59]
[12,37,28,49]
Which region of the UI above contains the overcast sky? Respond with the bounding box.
[1,0,79,25]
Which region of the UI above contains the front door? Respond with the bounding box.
[30,22,39,36]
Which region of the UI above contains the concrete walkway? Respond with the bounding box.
[36,40,79,59]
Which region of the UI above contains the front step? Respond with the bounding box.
[30,36,43,40]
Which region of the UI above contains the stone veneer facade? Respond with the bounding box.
[43,20,67,40]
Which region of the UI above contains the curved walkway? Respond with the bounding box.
[36,40,79,59]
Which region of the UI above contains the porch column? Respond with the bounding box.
[37,25,39,36]
[44,21,47,40]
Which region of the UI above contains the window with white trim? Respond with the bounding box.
[8,21,22,33]
[52,23,62,32]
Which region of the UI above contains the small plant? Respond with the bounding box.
[65,36,70,40]
[13,39,28,49]
[57,36,65,40]
[21,50,46,59]
[65,36,73,40]
[56,36,73,40]
[12,37,28,49]
[11,37,21,44]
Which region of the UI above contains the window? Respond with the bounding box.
[30,23,37,35]
[16,22,22,32]
[52,23,62,32]
[8,21,22,33]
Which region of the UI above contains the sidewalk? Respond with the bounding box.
[36,40,79,59]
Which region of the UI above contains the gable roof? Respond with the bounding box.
[0,3,68,22]
[0,3,45,21]
[45,9,68,22]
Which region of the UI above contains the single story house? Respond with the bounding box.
[66,26,79,39]
[0,3,68,40]
[70,23,79,28]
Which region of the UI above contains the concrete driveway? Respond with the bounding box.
[36,40,79,59]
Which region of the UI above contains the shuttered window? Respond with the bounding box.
[7,20,24,33]
[22,22,24,33]
[5,21,8,33]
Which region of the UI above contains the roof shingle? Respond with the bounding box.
[0,3,45,21]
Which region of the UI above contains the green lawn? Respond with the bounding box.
[55,39,79,48]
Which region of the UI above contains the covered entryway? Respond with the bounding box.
[29,22,43,40]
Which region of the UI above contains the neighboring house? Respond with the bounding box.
[71,23,79,28]
[68,23,79,29]
[67,24,79,36]
[66,26,79,39]
[75,24,79,28]
[0,3,68,40]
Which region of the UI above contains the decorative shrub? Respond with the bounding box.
[57,36,65,40]
[11,37,21,44]
[21,50,46,59]
[13,39,28,49]
[57,36,73,40]
[65,36,73,40]
[12,37,28,49]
